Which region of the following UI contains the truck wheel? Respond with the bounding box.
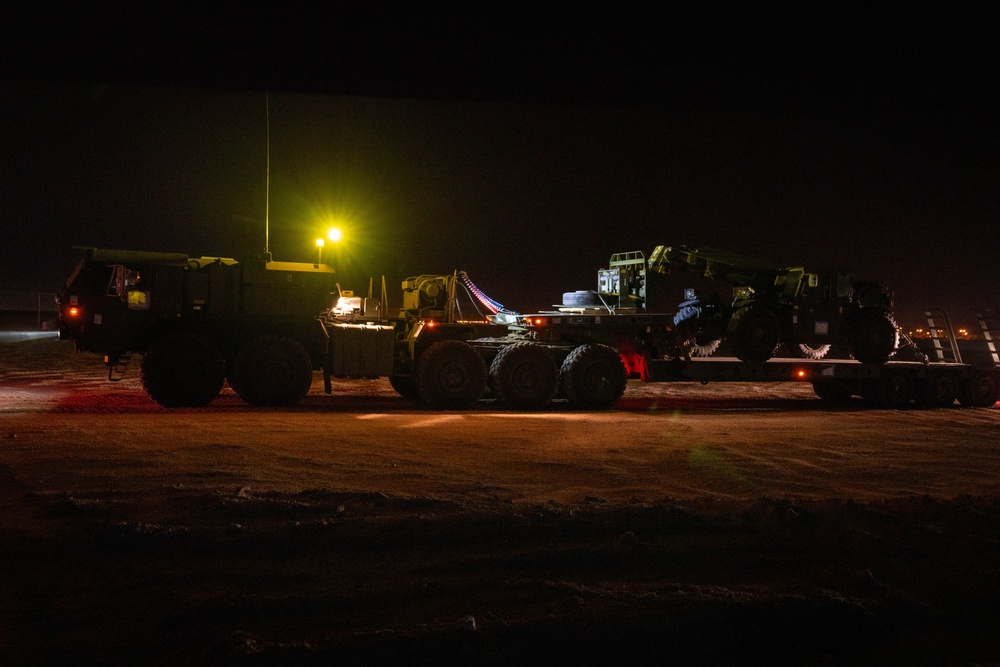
[415,340,487,409]
[141,332,225,408]
[730,307,780,362]
[559,344,627,410]
[916,371,958,408]
[851,311,899,364]
[389,375,420,400]
[792,343,832,360]
[231,335,313,406]
[812,379,855,404]
[957,371,1000,408]
[489,342,559,410]
[688,337,722,357]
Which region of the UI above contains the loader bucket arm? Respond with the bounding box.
[648,245,783,288]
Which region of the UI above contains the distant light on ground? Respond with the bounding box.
[0,331,60,341]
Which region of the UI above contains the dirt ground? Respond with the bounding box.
[3,334,1000,665]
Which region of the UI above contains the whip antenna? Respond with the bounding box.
[264,90,271,259]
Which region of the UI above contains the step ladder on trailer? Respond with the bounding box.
[923,309,962,364]
[978,309,1000,367]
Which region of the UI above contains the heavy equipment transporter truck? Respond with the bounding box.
[57,247,1000,411]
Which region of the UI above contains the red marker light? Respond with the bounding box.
[796,369,807,378]
[530,317,548,327]
[66,306,80,318]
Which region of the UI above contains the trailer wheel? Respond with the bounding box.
[851,310,899,364]
[489,342,559,410]
[231,335,313,406]
[415,340,487,409]
[389,375,420,400]
[792,343,832,360]
[141,332,225,408]
[559,344,627,410]
[730,307,781,362]
[863,368,914,408]
[812,379,855,404]
[957,371,1000,408]
[916,371,958,408]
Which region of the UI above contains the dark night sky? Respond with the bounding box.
[1,5,997,329]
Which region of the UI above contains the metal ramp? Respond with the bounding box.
[924,309,962,364]
[977,309,1000,367]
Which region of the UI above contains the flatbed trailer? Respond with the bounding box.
[642,356,999,408]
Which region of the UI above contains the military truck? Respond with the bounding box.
[58,247,341,407]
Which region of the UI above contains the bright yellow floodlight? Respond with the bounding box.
[327,227,343,243]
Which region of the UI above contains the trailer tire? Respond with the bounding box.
[730,307,781,362]
[559,344,627,410]
[231,335,313,406]
[916,371,958,408]
[879,368,915,408]
[851,310,899,365]
[958,371,1000,408]
[415,340,487,409]
[141,332,225,408]
[489,342,559,410]
[793,343,832,360]
[863,368,914,408]
[812,379,855,404]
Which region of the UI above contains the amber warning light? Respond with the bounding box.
[66,306,81,318]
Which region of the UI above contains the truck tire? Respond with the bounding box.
[957,371,1000,408]
[231,335,313,406]
[792,343,832,360]
[851,310,899,364]
[559,344,627,410]
[415,340,487,409]
[812,379,855,404]
[389,375,420,400]
[141,332,225,408]
[489,342,559,410]
[730,307,781,362]
[688,337,722,357]
[915,371,958,408]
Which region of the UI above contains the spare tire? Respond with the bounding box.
[561,290,604,307]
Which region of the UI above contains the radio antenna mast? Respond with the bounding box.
[264,90,271,259]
